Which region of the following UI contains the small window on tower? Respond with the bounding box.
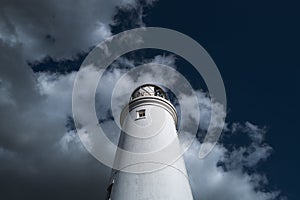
[136,109,146,119]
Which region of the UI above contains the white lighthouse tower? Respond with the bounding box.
[106,84,194,200]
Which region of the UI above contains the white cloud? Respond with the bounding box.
[185,133,279,200]
[223,122,272,169]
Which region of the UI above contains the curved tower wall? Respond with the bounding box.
[108,86,194,200]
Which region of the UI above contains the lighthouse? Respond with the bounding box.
[106,84,194,200]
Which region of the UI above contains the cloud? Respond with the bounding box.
[111,0,158,32]
[0,0,153,60]
[0,53,180,199]
[0,1,154,199]
[0,48,283,199]
[0,64,112,199]
[185,123,280,200]
[0,1,284,199]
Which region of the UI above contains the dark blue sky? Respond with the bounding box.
[140,0,299,198]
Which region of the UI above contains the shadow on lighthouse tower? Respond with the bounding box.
[106,84,194,200]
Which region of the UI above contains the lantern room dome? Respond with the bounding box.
[130,84,167,101]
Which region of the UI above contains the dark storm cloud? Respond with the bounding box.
[0,42,110,198]
[0,0,154,60]
[0,0,154,199]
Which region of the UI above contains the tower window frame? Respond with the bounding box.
[136,109,146,120]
